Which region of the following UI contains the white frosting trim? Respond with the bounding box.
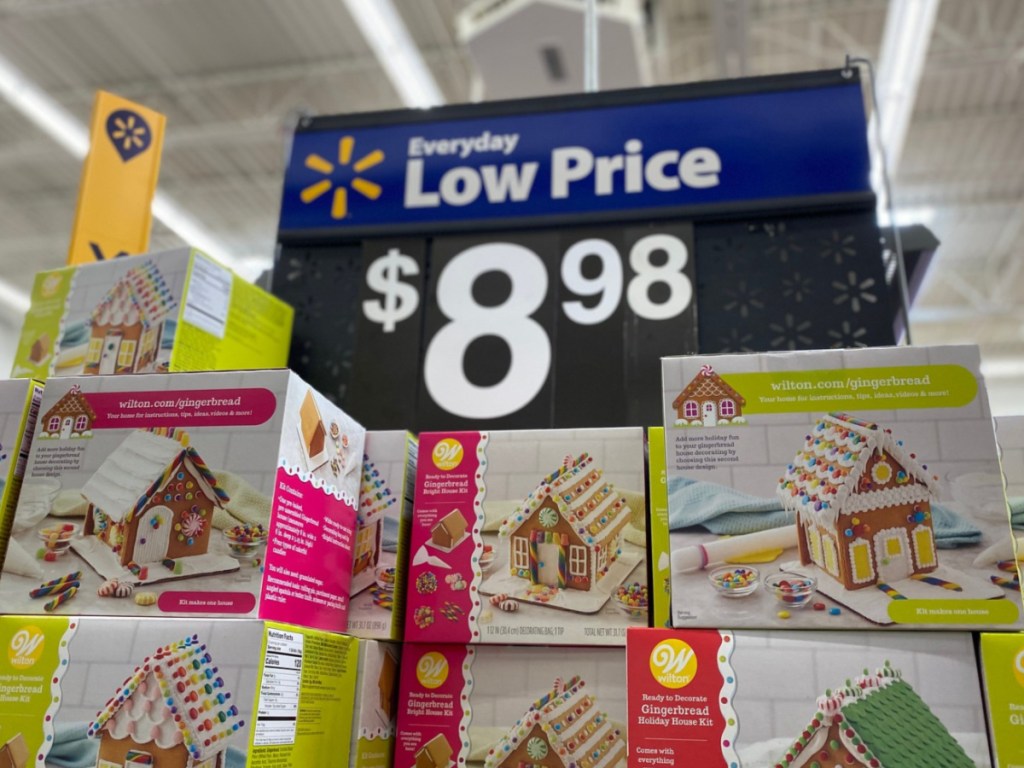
[841,486,931,514]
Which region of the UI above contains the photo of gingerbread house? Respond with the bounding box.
[81,428,229,567]
[83,259,178,375]
[378,647,398,720]
[777,413,940,590]
[773,662,973,768]
[0,733,27,768]
[354,456,396,580]
[672,364,746,425]
[88,634,244,768]
[415,734,453,768]
[498,453,631,592]
[431,509,468,551]
[483,676,626,768]
[39,384,96,439]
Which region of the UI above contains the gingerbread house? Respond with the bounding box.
[773,662,973,768]
[415,734,453,768]
[672,364,746,425]
[354,456,396,578]
[88,634,244,768]
[84,260,178,375]
[777,413,940,591]
[499,453,631,592]
[431,510,468,551]
[40,384,96,439]
[81,429,229,567]
[300,389,326,460]
[0,733,27,768]
[483,676,626,768]
[378,646,398,720]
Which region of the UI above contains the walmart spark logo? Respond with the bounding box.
[300,137,384,219]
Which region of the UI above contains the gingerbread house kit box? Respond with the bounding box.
[346,431,418,641]
[405,428,648,646]
[396,643,627,768]
[0,370,364,633]
[661,344,1022,629]
[626,628,991,768]
[0,615,363,768]
[349,640,401,768]
[0,379,44,574]
[978,632,1024,768]
[10,246,293,381]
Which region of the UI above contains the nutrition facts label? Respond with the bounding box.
[253,628,304,746]
[183,252,231,338]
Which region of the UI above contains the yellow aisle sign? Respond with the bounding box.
[67,91,166,265]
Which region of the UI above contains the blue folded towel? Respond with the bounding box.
[668,477,982,547]
[1010,496,1024,528]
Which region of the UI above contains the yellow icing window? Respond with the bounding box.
[885,536,903,557]
[86,337,103,364]
[117,339,137,367]
[354,525,373,557]
[850,540,874,583]
[913,526,936,568]
[808,526,823,566]
[823,536,838,576]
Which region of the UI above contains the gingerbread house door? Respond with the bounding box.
[99,331,123,375]
[60,416,74,439]
[701,401,717,426]
[134,505,173,564]
[874,528,912,582]
[536,540,561,586]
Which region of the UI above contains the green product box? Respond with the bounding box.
[0,615,369,768]
[0,379,44,576]
[980,632,1024,767]
[346,431,418,641]
[647,427,672,628]
[11,247,292,380]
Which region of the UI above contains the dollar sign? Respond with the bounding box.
[363,247,421,333]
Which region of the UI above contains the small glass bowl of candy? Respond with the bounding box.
[613,582,649,620]
[708,565,760,598]
[36,523,79,559]
[764,573,817,608]
[478,544,496,573]
[375,565,397,591]
[223,524,268,559]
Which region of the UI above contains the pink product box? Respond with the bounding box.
[626,627,991,768]
[346,431,418,641]
[404,428,648,646]
[0,370,364,632]
[396,643,627,768]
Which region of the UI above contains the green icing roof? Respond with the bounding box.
[842,679,974,768]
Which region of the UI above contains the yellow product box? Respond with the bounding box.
[0,615,362,768]
[11,247,292,380]
[979,632,1024,767]
[646,427,671,628]
[0,379,44,575]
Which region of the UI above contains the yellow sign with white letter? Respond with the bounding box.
[67,90,165,265]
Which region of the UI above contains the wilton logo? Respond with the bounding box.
[300,136,384,219]
[416,651,449,689]
[432,439,464,471]
[8,626,45,669]
[1013,646,1024,688]
[649,638,698,689]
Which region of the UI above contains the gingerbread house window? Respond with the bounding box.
[912,525,937,568]
[47,416,60,432]
[116,339,137,368]
[850,539,874,584]
[512,537,529,569]
[683,401,698,419]
[569,544,586,576]
[87,338,103,364]
[720,399,736,417]
[74,415,89,432]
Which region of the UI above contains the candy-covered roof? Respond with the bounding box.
[672,364,746,409]
[499,453,630,548]
[359,455,396,525]
[777,413,938,527]
[774,662,972,768]
[88,634,244,764]
[484,676,624,768]
[82,429,228,524]
[44,384,96,420]
[91,260,177,329]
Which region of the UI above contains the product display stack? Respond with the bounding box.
[0,247,406,768]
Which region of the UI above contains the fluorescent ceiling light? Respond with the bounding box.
[980,358,1024,380]
[877,205,937,228]
[341,0,445,108]
[0,277,31,316]
[869,0,940,212]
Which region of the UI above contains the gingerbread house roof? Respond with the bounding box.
[672,364,746,409]
[777,413,939,528]
[91,260,177,329]
[44,385,96,421]
[435,509,467,541]
[299,389,325,452]
[774,662,973,768]
[416,733,453,768]
[88,634,244,764]
[484,676,624,768]
[498,453,631,549]
[82,429,228,524]
[359,455,397,526]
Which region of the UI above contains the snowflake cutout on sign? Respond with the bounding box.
[721,279,765,319]
[827,321,869,348]
[832,271,878,313]
[818,230,858,265]
[768,313,813,349]
[781,272,814,303]
[762,222,805,264]
[715,327,755,354]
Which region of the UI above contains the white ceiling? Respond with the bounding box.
[0,0,1021,410]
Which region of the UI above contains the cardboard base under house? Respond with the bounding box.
[71,532,239,584]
